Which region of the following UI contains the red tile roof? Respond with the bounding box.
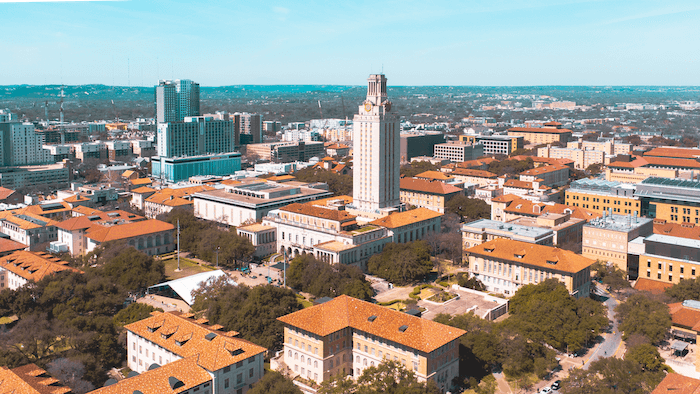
[400,178,463,195]
[280,203,356,222]
[644,147,700,160]
[450,168,498,178]
[652,373,700,394]
[369,208,442,229]
[277,295,465,353]
[669,302,700,331]
[0,251,82,282]
[465,238,595,273]
[0,238,27,254]
[86,219,174,243]
[0,364,72,394]
[653,221,700,240]
[0,187,16,200]
[508,126,572,134]
[633,278,673,294]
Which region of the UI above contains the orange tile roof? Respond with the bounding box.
[498,196,600,221]
[652,373,700,394]
[544,121,562,126]
[86,219,174,243]
[669,302,700,331]
[132,186,157,194]
[510,155,575,166]
[503,179,547,190]
[608,155,648,169]
[89,356,212,394]
[131,177,153,186]
[0,364,72,394]
[519,165,568,176]
[542,204,600,221]
[450,168,498,178]
[644,156,700,169]
[653,221,700,240]
[0,210,59,230]
[0,238,27,254]
[63,194,91,203]
[415,171,453,181]
[156,185,215,197]
[633,278,673,294]
[266,175,295,182]
[491,194,522,203]
[124,311,266,372]
[280,203,356,222]
[0,251,82,282]
[369,208,442,229]
[454,157,497,169]
[55,216,104,232]
[121,170,136,178]
[644,147,700,160]
[71,205,101,216]
[508,126,572,134]
[0,187,17,200]
[465,238,595,273]
[400,178,464,195]
[146,192,193,207]
[309,195,353,207]
[18,202,72,218]
[278,295,465,353]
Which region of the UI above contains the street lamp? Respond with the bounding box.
[216,246,220,268]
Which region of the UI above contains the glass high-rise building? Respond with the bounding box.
[155,79,200,124]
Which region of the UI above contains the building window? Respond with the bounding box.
[224,379,229,389]
[249,368,254,378]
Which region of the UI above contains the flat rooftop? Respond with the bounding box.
[462,219,553,240]
[584,213,652,232]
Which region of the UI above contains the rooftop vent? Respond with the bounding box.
[148,363,161,371]
[367,315,377,322]
[168,377,185,390]
[205,332,217,341]
[398,325,408,333]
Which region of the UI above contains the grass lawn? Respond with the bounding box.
[0,316,18,325]
[296,294,313,308]
[419,288,437,300]
[163,257,215,280]
[386,302,406,311]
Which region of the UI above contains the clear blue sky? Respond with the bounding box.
[2,0,699,86]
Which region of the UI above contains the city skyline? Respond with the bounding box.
[2,0,700,86]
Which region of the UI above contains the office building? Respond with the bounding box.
[0,251,81,290]
[235,112,263,144]
[507,126,572,145]
[461,219,555,253]
[194,179,333,227]
[465,238,594,298]
[518,165,569,188]
[635,220,700,285]
[565,178,640,216]
[351,74,401,214]
[459,134,523,155]
[275,295,466,393]
[155,79,200,124]
[152,152,241,184]
[433,141,484,163]
[245,141,324,163]
[0,122,51,167]
[636,177,700,225]
[157,116,235,158]
[582,212,653,278]
[400,132,445,162]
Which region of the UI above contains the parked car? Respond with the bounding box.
[552,380,561,390]
[540,388,551,393]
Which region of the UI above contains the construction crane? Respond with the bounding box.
[58,86,65,127]
[111,100,119,122]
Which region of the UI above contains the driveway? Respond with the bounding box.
[583,284,622,369]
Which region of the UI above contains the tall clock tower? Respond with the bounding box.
[352,74,400,214]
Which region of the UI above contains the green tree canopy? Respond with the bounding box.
[400,161,440,178]
[487,158,534,176]
[287,254,373,301]
[615,293,671,345]
[505,279,608,352]
[445,195,490,220]
[561,357,664,394]
[293,167,352,196]
[665,276,700,302]
[625,343,665,372]
[319,360,440,394]
[191,277,302,350]
[367,241,433,286]
[248,371,302,394]
[113,302,162,328]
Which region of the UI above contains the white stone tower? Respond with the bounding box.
[352,74,400,213]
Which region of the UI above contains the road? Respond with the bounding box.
[583,284,623,369]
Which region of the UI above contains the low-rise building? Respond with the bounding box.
[582,212,653,278]
[85,219,175,256]
[194,180,333,227]
[518,165,569,188]
[636,177,700,225]
[0,209,58,251]
[0,250,81,290]
[507,126,572,145]
[449,168,498,187]
[491,195,600,224]
[565,178,640,217]
[246,141,325,163]
[236,223,277,260]
[633,220,700,285]
[0,162,70,190]
[399,178,464,213]
[0,364,73,393]
[275,295,466,393]
[144,185,215,219]
[124,310,267,394]
[433,141,484,163]
[51,209,145,256]
[508,212,586,251]
[459,134,523,155]
[461,219,554,259]
[465,238,594,298]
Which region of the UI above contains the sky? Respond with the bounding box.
[2,0,700,86]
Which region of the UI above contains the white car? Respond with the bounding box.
[540,388,551,393]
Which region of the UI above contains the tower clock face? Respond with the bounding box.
[364,101,372,112]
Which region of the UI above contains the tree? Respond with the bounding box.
[456,273,485,291]
[561,357,663,394]
[487,158,535,176]
[586,163,603,175]
[367,241,433,286]
[287,254,373,301]
[47,358,95,394]
[591,261,630,293]
[665,277,700,302]
[101,247,165,292]
[400,161,440,178]
[319,360,440,394]
[293,167,352,196]
[506,279,608,352]
[248,371,302,394]
[445,195,489,220]
[615,293,671,344]
[625,343,664,372]
[191,278,301,349]
[113,302,163,328]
